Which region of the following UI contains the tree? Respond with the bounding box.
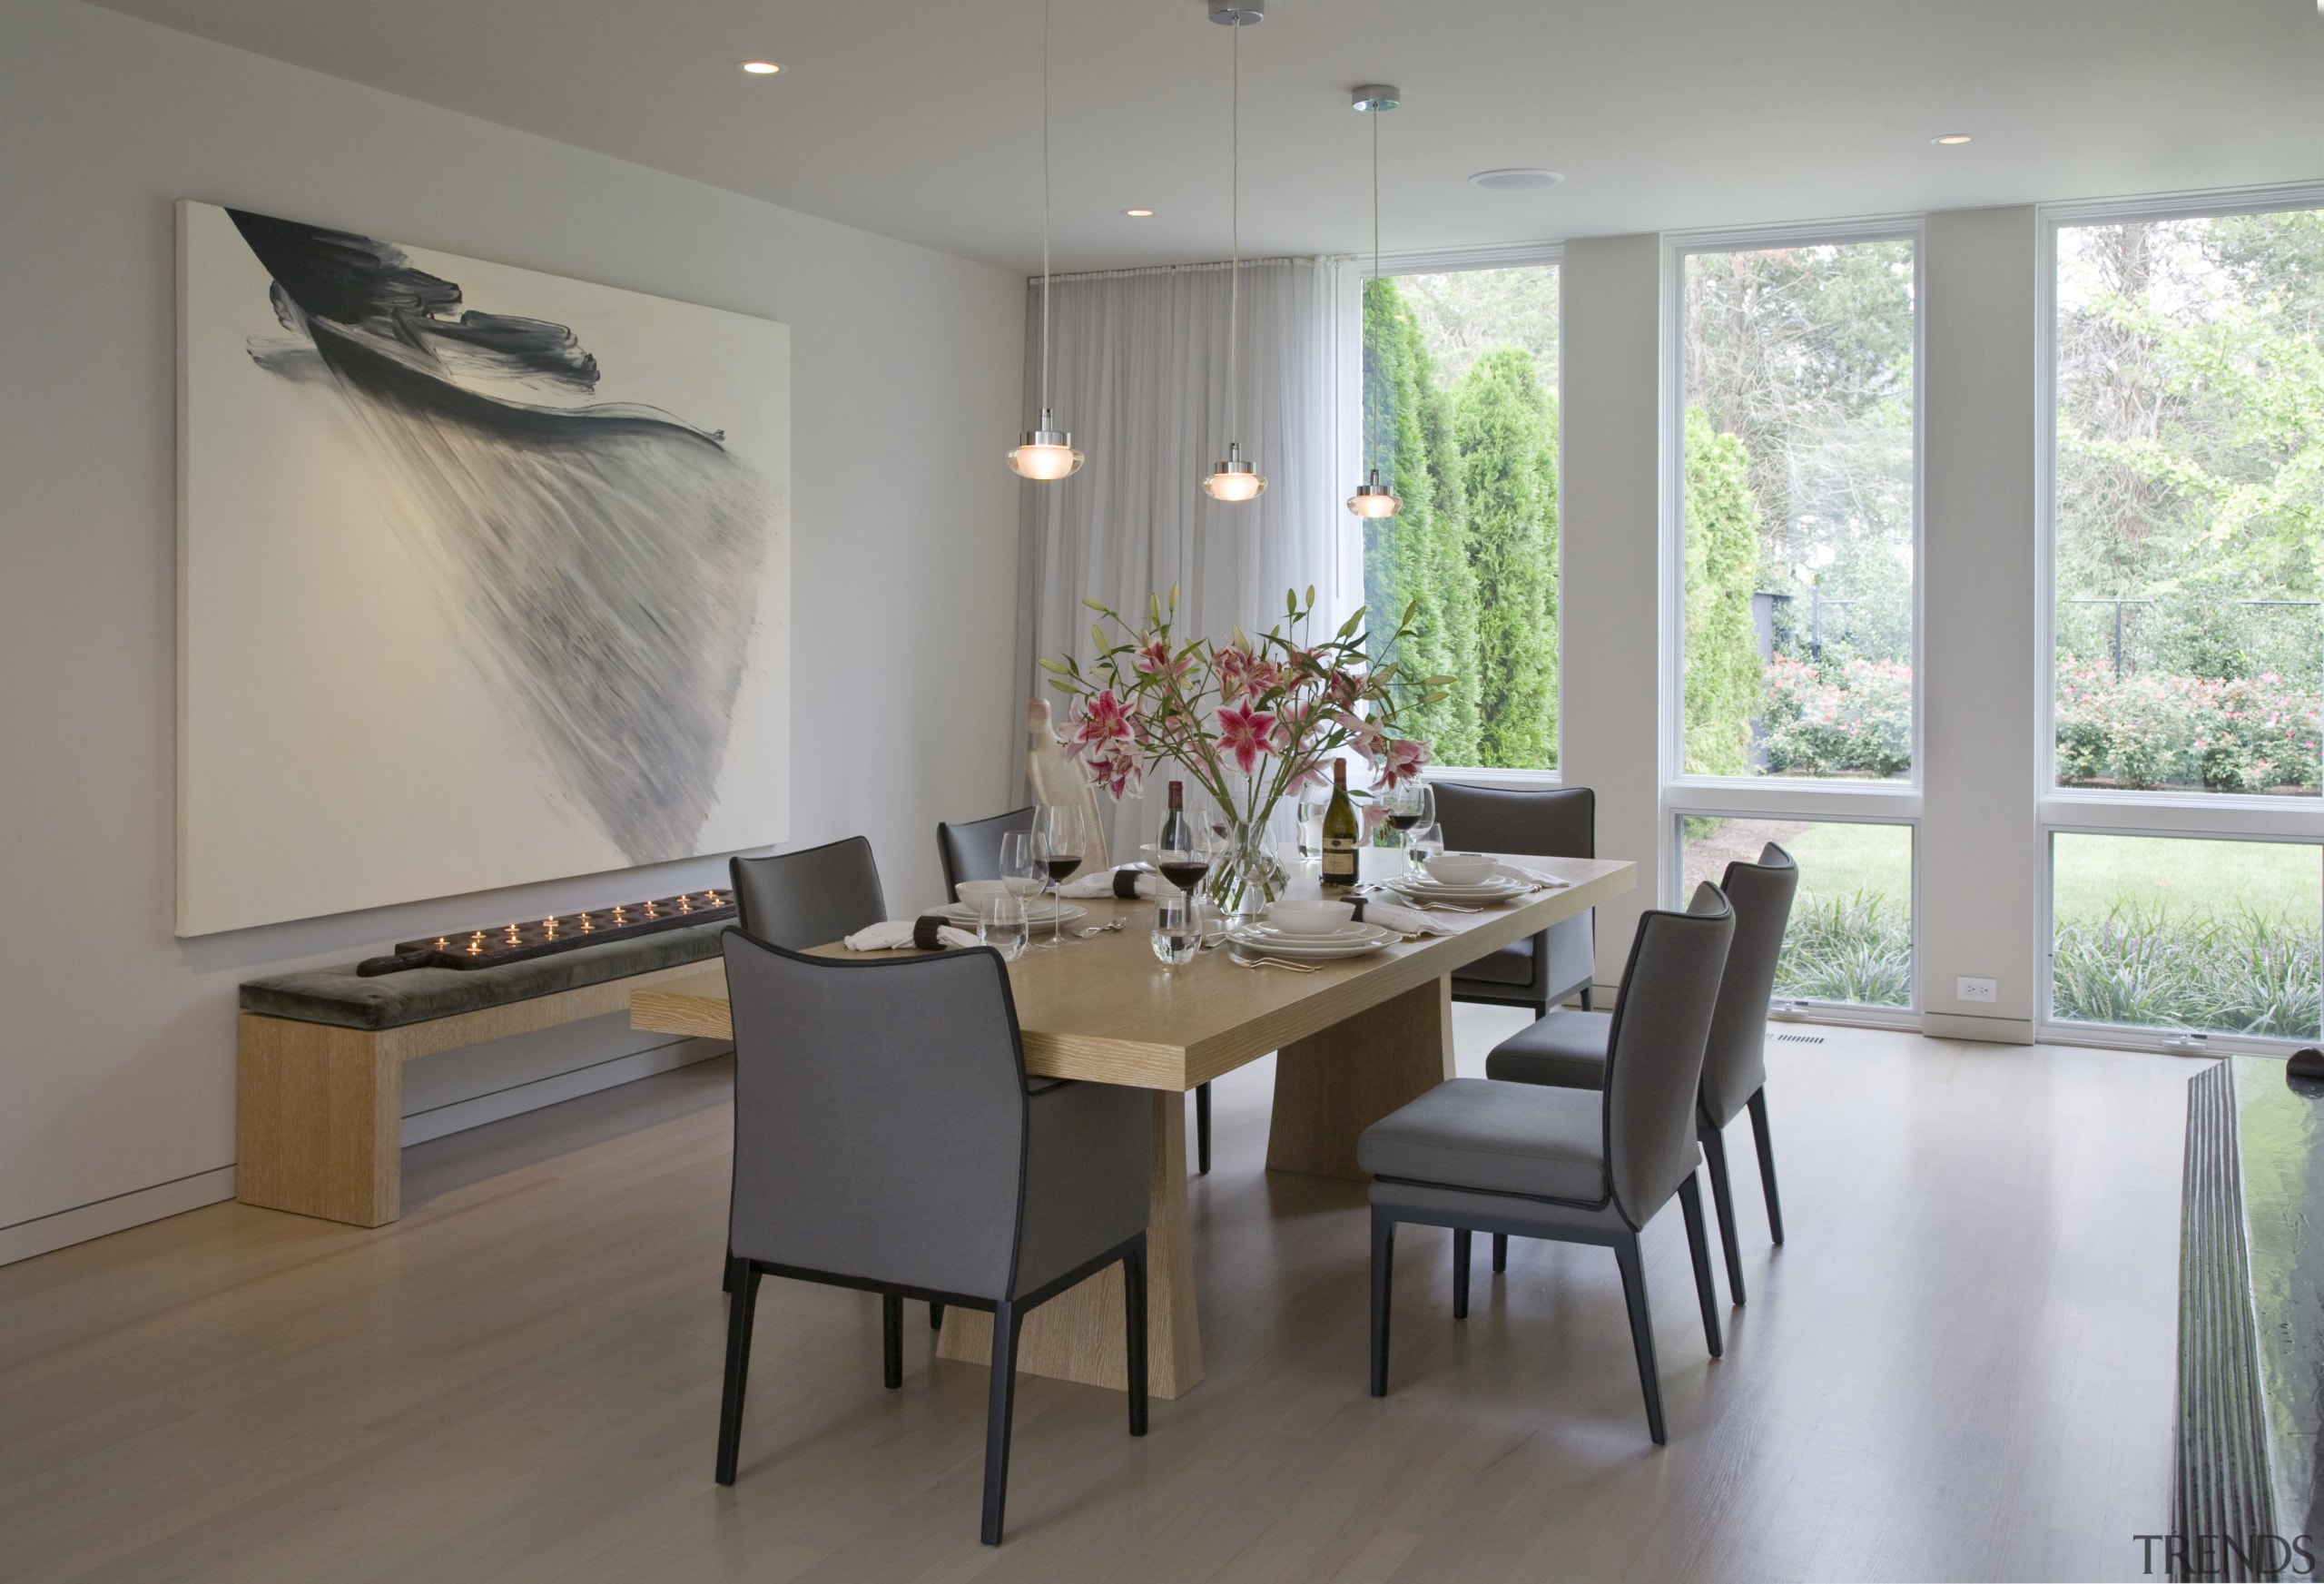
[1683,408,1762,775]
[1453,347,1559,768]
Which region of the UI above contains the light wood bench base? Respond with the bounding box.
[237,960,720,1227]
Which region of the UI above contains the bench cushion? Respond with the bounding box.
[239,921,729,1032]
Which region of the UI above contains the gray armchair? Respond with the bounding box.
[714,929,1151,1545]
[1484,843,1798,1302]
[941,804,1217,1178]
[936,807,1035,901]
[1432,782,1598,1017]
[1358,883,1735,1445]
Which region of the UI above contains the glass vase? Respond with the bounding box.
[1206,817,1288,925]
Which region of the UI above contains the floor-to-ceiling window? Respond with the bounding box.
[1665,228,1922,1017]
[2042,195,2324,1049]
[1360,260,1561,772]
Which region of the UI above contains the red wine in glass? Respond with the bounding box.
[1045,855,1084,884]
[1157,859,1211,892]
[1386,813,1423,831]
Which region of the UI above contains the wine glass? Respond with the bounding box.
[999,830,1049,946]
[1154,814,1217,942]
[1150,893,1198,971]
[1032,805,1090,947]
[1382,780,1434,876]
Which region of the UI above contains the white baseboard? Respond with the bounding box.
[0,1166,236,1269]
[400,1036,725,1146]
[1922,1009,2036,1045]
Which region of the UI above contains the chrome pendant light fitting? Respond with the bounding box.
[1009,0,1083,481]
[1347,83,1401,519]
[1202,1,1266,503]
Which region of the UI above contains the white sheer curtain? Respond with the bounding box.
[1013,255,1362,859]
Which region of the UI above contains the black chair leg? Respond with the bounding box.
[722,1247,739,1294]
[1196,1082,1212,1176]
[1748,1088,1786,1245]
[1369,1208,1396,1398]
[1678,1175,1725,1359]
[1452,1228,1471,1320]
[1700,1123,1748,1304]
[881,1293,903,1388]
[980,1299,1023,1546]
[1492,1233,1508,1273]
[1579,985,1594,1011]
[714,1260,762,1484]
[1123,1235,1148,1437]
[1611,1234,1667,1446]
[930,1302,945,1330]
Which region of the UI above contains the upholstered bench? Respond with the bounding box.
[237,922,729,1227]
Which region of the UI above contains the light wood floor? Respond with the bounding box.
[0,1015,2193,1582]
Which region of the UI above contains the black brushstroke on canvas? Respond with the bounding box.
[229,209,769,863]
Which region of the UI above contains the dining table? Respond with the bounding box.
[630,851,1635,1401]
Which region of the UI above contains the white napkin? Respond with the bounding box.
[1361,900,1452,937]
[1058,864,1162,900]
[842,920,980,951]
[1494,862,1570,890]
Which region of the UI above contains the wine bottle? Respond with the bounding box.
[1322,759,1360,892]
[1156,782,1210,894]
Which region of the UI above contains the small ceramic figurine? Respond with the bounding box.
[1026,696,1111,874]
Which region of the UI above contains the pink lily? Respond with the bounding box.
[1216,704,1278,775]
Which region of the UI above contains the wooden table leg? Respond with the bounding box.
[938,1089,1203,1399]
[1265,976,1454,1181]
[235,1013,401,1226]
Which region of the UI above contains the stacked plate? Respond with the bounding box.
[1226,919,1399,961]
[935,899,1088,928]
[1384,871,1533,908]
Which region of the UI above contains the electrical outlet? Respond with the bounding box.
[1955,976,1998,1005]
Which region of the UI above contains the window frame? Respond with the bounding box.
[1362,241,1567,786]
[1658,218,1927,1021]
[2034,182,2324,1052]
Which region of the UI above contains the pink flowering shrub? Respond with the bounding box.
[2055,659,2321,793]
[1758,656,1914,778]
[1040,586,1446,825]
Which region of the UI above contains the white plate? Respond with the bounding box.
[1246,920,1380,944]
[938,900,1087,926]
[1388,877,1530,902]
[1226,921,1397,959]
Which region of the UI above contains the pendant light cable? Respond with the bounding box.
[1008,0,1082,479]
[1369,101,1379,480]
[1039,0,1051,421]
[1227,14,1240,454]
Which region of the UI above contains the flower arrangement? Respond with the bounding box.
[1039,586,1445,912]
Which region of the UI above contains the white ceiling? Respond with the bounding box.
[92,0,2324,274]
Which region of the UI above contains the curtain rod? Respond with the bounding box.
[1028,255,1312,286]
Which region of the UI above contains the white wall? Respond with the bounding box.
[1921,206,2041,1043]
[1559,234,1667,991]
[0,0,1027,1262]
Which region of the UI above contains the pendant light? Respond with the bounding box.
[1202,4,1266,503]
[1008,0,1083,481]
[1347,84,1402,519]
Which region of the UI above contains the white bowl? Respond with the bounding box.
[1423,852,1500,886]
[1267,900,1357,936]
[956,880,1015,908]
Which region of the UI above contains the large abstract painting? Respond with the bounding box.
[176,201,790,935]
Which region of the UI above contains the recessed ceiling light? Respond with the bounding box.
[1124,208,1155,217]
[739,60,781,75]
[1469,168,1564,192]
[1932,133,1973,145]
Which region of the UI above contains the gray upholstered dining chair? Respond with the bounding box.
[1357,882,1735,1446]
[936,807,1036,901]
[1483,843,1797,1303]
[940,805,1218,1178]
[714,929,1151,1546]
[1432,782,1598,1017]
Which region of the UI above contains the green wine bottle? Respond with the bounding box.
[1322,759,1360,892]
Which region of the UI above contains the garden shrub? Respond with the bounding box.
[2054,659,2320,793]
[1758,656,1912,778]
[2053,905,2320,1038]
[1775,890,1912,1008]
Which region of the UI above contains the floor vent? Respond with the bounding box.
[1774,1033,1826,1045]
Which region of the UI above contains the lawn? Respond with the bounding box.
[2051,834,2318,929]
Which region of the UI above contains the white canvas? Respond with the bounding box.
[176,201,791,935]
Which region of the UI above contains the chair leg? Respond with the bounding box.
[721,1249,738,1294]
[1678,1174,1725,1359]
[1611,1234,1667,1446]
[1123,1235,1149,1438]
[1579,985,1594,1012]
[930,1303,945,1330]
[1492,1232,1508,1273]
[1699,1123,1748,1304]
[881,1293,903,1388]
[1748,1088,1786,1245]
[980,1299,1023,1546]
[1196,1082,1212,1176]
[1369,1208,1396,1398]
[714,1259,762,1485]
[1452,1228,1472,1319]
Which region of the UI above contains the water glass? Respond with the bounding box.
[1407,821,1443,865]
[1150,894,1199,970]
[977,893,1029,960]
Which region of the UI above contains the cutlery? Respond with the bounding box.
[1226,952,1320,972]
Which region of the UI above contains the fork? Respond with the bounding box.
[1227,952,1320,973]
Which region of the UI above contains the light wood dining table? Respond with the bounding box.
[631,851,1633,1401]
